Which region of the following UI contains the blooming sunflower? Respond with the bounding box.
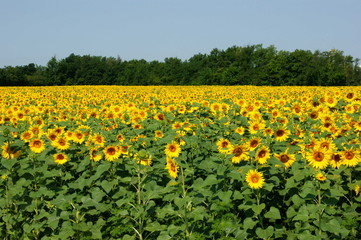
[329,152,343,169]
[274,128,290,142]
[165,141,182,158]
[341,148,360,167]
[165,157,179,178]
[234,126,245,135]
[231,144,249,163]
[134,153,152,166]
[90,148,102,162]
[1,142,22,159]
[51,137,70,150]
[53,153,69,165]
[155,130,164,138]
[256,146,271,164]
[20,131,33,142]
[248,137,262,151]
[248,121,265,135]
[315,172,326,181]
[306,148,330,169]
[315,138,336,152]
[104,146,121,161]
[29,139,46,154]
[274,150,296,168]
[245,169,265,189]
[72,131,86,144]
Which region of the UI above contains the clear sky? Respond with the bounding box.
[0,0,360,67]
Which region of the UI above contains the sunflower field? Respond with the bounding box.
[1,85,361,239]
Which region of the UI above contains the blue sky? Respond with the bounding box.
[0,0,360,67]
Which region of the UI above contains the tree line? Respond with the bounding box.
[1,44,360,86]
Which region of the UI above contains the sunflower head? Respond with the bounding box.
[245,169,265,189]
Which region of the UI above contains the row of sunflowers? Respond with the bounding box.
[1,85,361,239]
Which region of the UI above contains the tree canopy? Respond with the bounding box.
[1,45,360,86]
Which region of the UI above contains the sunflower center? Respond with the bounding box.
[221,142,228,148]
[56,154,65,160]
[107,147,116,155]
[276,130,284,137]
[345,151,354,160]
[346,93,354,99]
[258,150,266,158]
[332,154,341,162]
[280,154,290,163]
[250,140,259,148]
[33,140,42,148]
[313,152,324,162]
[251,176,259,183]
[233,147,243,157]
[320,143,329,149]
[169,145,177,152]
[310,112,318,119]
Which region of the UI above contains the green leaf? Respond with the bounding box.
[1,158,17,170]
[256,226,274,239]
[101,179,117,193]
[321,218,341,234]
[92,187,106,202]
[252,203,265,215]
[144,221,167,232]
[264,207,281,220]
[243,218,256,230]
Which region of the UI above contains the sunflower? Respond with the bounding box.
[154,113,165,121]
[234,126,245,135]
[315,138,336,152]
[274,150,296,168]
[20,131,34,142]
[341,148,360,167]
[231,144,249,163]
[90,148,102,162]
[155,130,164,138]
[248,121,265,135]
[324,96,337,108]
[216,138,234,154]
[134,153,152,166]
[116,134,125,143]
[119,145,130,155]
[306,148,330,169]
[263,128,273,137]
[104,146,121,161]
[329,152,343,168]
[274,128,290,142]
[248,137,262,151]
[245,169,265,189]
[165,141,182,158]
[72,131,86,144]
[29,139,46,154]
[47,131,58,142]
[53,153,69,165]
[165,157,179,178]
[51,137,70,150]
[256,146,271,164]
[315,172,326,181]
[88,134,106,147]
[1,142,22,159]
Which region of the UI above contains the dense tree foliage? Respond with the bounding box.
[1,45,360,86]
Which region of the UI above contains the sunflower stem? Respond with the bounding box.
[180,166,190,239]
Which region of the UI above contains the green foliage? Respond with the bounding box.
[1,45,361,86]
